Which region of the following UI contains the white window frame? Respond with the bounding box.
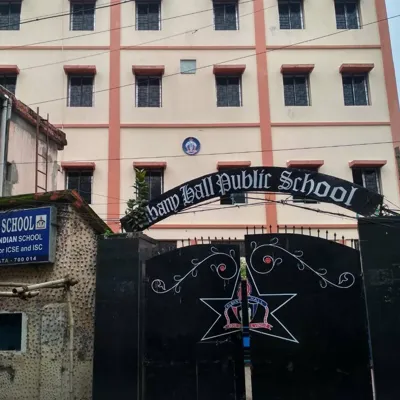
[278,0,304,29]
[336,0,361,29]
[0,311,27,353]
[142,168,164,200]
[283,74,310,106]
[361,168,382,194]
[66,169,94,204]
[69,1,96,31]
[215,75,243,107]
[343,73,370,106]
[135,2,161,31]
[67,75,95,108]
[213,2,239,31]
[0,1,22,31]
[135,76,162,108]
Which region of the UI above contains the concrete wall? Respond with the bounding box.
[4,114,60,196]
[0,205,98,400]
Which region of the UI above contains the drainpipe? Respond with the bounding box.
[0,94,11,196]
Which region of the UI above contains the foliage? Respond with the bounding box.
[240,257,247,280]
[124,168,150,231]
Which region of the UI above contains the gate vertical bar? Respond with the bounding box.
[45,113,49,191]
[241,279,252,399]
[35,107,39,193]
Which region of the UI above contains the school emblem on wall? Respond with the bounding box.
[182,137,201,156]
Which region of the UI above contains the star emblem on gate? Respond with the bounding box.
[200,270,298,343]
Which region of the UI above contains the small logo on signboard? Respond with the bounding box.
[35,215,47,230]
[182,137,201,156]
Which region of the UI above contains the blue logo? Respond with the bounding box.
[0,207,56,266]
[182,137,201,156]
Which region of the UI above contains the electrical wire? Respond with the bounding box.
[383,196,400,210]
[0,0,135,30]
[27,11,400,107]
[6,138,400,167]
[20,1,271,72]
[2,0,257,50]
[3,4,399,223]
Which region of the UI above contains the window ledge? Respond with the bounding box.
[61,162,96,170]
[0,65,20,75]
[213,64,246,75]
[132,65,165,76]
[64,65,97,75]
[349,160,387,168]
[340,64,375,74]
[217,161,251,169]
[281,64,315,74]
[133,162,167,169]
[287,160,324,168]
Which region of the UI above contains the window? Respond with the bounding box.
[180,60,196,74]
[219,167,246,205]
[0,75,17,94]
[70,1,95,31]
[292,167,319,203]
[342,74,369,106]
[143,169,163,201]
[216,76,242,107]
[0,313,22,351]
[352,168,381,194]
[278,0,303,29]
[136,2,160,31]
[214,2,238,31]
[67,170,93,204]
[335,0,360,30]
[0,2,21,31]
[68,75,94,107]
[283,75,310,106]
[136,76,162,107]
[220,192,246,205]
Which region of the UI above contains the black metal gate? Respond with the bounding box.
[141,233,372,399]
[246,234,372,400]
[143,244,245,400]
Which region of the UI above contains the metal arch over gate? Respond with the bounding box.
[142,233,372,400]
[121,167,384,231]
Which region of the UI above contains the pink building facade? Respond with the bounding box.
[0,0,399,242]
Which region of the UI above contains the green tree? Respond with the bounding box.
[124,168,150,231]
[240,257,247,280]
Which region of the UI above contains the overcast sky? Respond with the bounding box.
[386,0,400,98]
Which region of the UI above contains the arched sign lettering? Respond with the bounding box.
[121,167,383,232]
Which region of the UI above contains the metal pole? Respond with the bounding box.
[35,107,40,193]
[45,114,49,191]
[0,96,10,196]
